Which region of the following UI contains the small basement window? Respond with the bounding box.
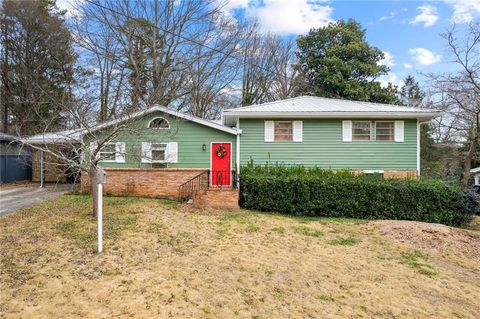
[151,143,167,162]
[274,121,293,141]
[375,121,394,141]
[99,143,116,161]
[364,170,384,179]
[352,121,371,141]
[149,117,170,129]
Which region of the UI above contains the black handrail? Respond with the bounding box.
[178,170,237,201]
[178,170,209,201]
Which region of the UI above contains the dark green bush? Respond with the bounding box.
[240,165,476,226]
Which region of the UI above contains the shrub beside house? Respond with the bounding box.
[240,165,476,226]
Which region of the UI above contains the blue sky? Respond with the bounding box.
[219,0,480,87]
[56,0,480,87]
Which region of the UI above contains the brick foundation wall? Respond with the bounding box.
[352,170,418,179]
[81,168,206,198]
[194,188,239,209]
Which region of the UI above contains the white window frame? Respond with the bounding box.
[150,143,168,163]
[374,121,395,141]
[141,142,178,163]
[148,117,170,130]
[274,120,294,142]
[98,143,117,162]
[352,121,372,141]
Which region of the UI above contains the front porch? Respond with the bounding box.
[80,168,239,209]
[178,170,239,209]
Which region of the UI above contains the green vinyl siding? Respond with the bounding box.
[239,118,417,170]
[84,111,236,169]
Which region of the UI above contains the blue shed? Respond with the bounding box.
[0,133,32,183]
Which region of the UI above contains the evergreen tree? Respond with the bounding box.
[296,19,399,104]
[0,0,77,135]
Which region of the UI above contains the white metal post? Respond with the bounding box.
[97,183,103,253]
[40,150,44,188]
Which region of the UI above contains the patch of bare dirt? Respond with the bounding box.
[376,220,480,259]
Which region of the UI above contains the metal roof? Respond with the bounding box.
[21,105,239,144]
[0,132,19,142]
[222,96,440,126]
[21,129,84,145]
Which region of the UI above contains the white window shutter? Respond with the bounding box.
[167,142,178,163]
[89,142,98,160]
[115,142,125,163]
[141,142,151,163]
[342,121,352,142]
[395,121,404,142]
[265,121,274,142]
[293,121,303,142]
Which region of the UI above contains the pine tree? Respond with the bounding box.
[0,0,77,135]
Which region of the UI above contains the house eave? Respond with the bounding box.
[223,111,441,125]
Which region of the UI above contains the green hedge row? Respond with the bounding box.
[240,166,477,226]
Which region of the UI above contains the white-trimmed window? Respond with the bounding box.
[352,121,371,141]
[151,143,167,162]
[141,142,178,163]
[90,142,125,163]
[148,117,170,129]
[99,143,116,161]
[375,121,394,141]
[274,121,293,141]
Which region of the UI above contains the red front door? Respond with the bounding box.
[211,142,231,186]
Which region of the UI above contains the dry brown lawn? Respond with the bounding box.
[1,195,479,319]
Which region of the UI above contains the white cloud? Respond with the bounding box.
[378,72,400,88]
[222,0,333,35]
[403,63,413,69]
[379,11,397,22]
[378,51,395,67]
[444,0,480,23]
[409,48,442,66]
[369,10,397,25]
[410,5,439,27]
[56,0,85,18]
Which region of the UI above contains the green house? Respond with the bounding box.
[22,96,439,205]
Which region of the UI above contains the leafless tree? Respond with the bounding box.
[428,23,480,187]
[267,38,299,101]
[71,4,126,121]
[183,15,243,119]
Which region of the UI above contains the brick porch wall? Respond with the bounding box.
[194,188,239,209]
[81,168,206,198]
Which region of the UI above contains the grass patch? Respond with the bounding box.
[318,294,335,302]
[400,250,437,277]
[219,213,259,233]
[293,226,324,238]
[329,235,359,246]
[2,195,478,318]
[219,213,251,223]
[271,226,285,233]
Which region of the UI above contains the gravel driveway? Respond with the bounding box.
[0,184,72,216]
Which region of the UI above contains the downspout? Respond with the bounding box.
[236,117,240,188]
